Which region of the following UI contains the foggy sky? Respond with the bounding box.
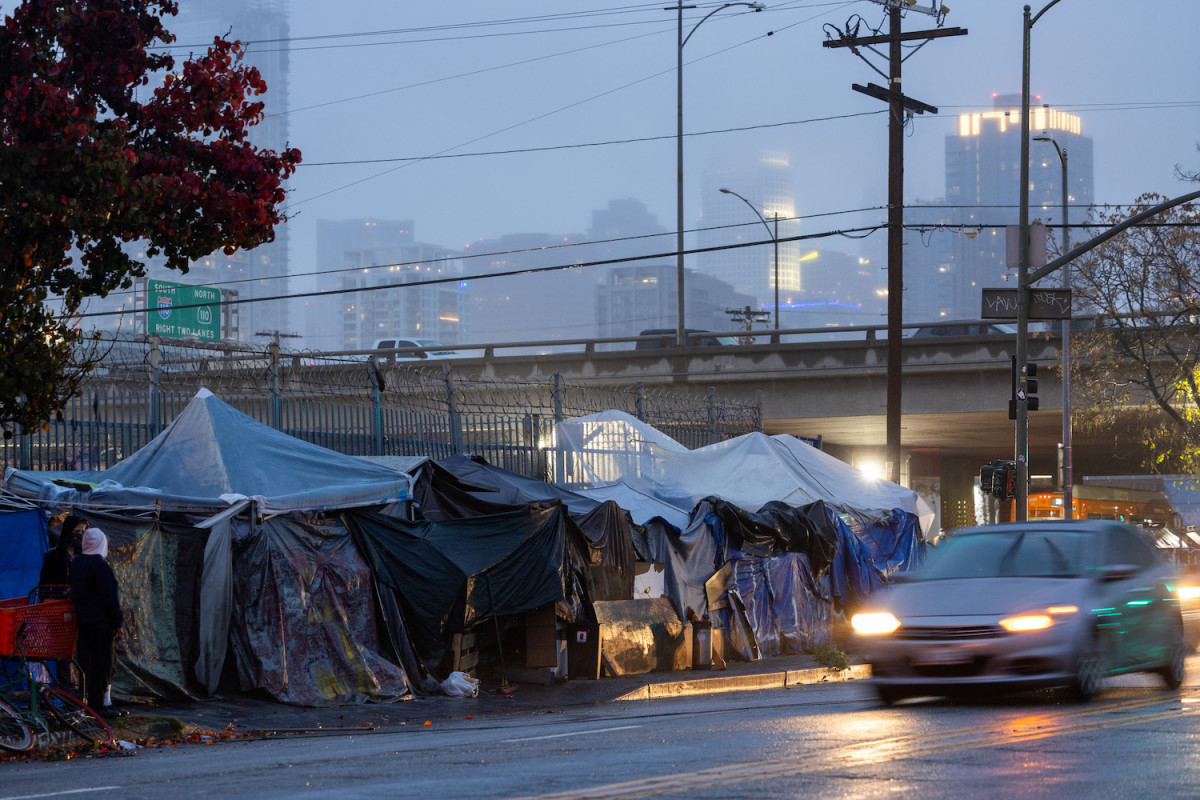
[184,0,1200,341]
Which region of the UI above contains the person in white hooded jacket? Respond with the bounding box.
[69,528,123,717]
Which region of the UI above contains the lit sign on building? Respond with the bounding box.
[957,107,1082,137]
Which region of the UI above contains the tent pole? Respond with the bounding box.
[484,573,515,695]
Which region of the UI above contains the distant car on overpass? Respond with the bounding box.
[635,329,739,349]
[910,321,1017,338]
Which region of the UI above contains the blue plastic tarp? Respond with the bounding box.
[0,510,47,601]
[5,389,411,514]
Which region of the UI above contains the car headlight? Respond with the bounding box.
[999,614,1054,632]
[851,612,901,635]
[1178,586,1200,601]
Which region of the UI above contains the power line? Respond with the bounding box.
[299,110,886,167]
[96,204,890,300]
[78,222,888,320]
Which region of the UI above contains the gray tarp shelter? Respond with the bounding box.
[4,389,412,702]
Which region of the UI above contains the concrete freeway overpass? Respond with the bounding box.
[417,325,1143,527]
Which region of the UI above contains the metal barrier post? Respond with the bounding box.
[444,363,463,455]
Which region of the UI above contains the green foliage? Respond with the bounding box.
[0,0,301,433]
[1071,193,1200,473]
[812,641,850,671]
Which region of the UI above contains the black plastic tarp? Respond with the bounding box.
[413,457,639,603]
[422,455,600,515]
[348,504,572,668]
[705,498,839,571]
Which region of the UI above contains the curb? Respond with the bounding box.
[611,663,871,701]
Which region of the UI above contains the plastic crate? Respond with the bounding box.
[0,597,78,660]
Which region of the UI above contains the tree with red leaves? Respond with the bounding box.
[0,0,301,435]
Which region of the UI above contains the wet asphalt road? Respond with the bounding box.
[3,660,1200,800]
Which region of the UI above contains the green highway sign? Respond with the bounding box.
[146,279,222,341]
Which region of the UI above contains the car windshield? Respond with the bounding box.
[915,530,1088,580]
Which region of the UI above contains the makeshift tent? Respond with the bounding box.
[231,514,409,706]
[552,412,930,658]
[6,388,411,514]
[4,389,413,705]
[551,410,934,535]
[348,504,574,669]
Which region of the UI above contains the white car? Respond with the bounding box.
[852,520,1186,704]
[371,338,461,361]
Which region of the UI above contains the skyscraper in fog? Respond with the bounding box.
[905,94,1094,321]
[93,1,293,341]
[316,220,466,350]
[696,151,800,313]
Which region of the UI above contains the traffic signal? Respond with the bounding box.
[980,460,1016,500]
[980,463,997,495]
[1025,361,1039,411]
[998,462,1016,499]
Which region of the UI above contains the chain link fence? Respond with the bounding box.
[1,334,762,480]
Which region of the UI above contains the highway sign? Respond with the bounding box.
[146,279,222,341]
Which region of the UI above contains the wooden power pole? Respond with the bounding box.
[823,1,965,485]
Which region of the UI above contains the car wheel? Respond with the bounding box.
[1070,631,1106,703]
[1157,620,1186,691]
[875,685,906,706]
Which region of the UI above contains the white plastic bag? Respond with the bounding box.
[441,671,480,698]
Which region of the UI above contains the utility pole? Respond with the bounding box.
[725,305,770,344]
[823,1,965,485]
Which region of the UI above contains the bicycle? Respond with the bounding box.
[0,594,113,752]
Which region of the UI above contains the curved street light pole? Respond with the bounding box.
[1033,134,1071,519]
[719,187,779,332]
[1016,0,1066,521]
[670,2,763,347]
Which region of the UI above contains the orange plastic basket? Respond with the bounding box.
[0,597,78,660]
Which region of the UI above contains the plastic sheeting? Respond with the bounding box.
[828,510,924,610]
[83,510,208,701]
[725,553,831,659]
[551,410,934,535]
[5,389,411,514]
[230,514,409,706]
[640,503,724,620]
[349,505,573,669]
[0,509,46,601]
[704,499,838,570]
[413,458,639,602]
[423,455,600,515]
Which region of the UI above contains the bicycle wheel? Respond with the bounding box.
[0,697,34,753]
[38,687,113,744]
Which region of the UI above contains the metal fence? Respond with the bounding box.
[1,334,762,480]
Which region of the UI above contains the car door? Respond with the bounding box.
[1104,527,1171,668]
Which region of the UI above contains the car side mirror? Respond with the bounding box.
[1099,564,1139,582]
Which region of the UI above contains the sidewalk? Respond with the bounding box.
[113,654,870,744]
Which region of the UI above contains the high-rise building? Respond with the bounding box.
[595,265,755,340]
[89,1,294,341]
[906,94,1094,321]
[696,151,801,310]
[315,220,466,351]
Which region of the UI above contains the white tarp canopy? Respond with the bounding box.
[552,410,935,535]
[4,388,411,514]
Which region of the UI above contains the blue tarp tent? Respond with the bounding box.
[4,388,411,514]
[0,496,47,601]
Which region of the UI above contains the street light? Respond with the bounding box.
[667,2,764,347]
[719,187,780,332]
[1033,133,1072,520]
[1015,0,1066,521]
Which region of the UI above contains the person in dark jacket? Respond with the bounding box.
[69,528,123,716]
[38,514,87,589]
